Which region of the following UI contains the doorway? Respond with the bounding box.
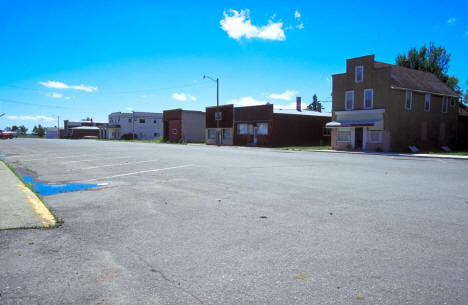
[355,128,363,149]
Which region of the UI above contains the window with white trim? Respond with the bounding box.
[424,94,431,112]
[208,129,216,139]
[257,123,268,135]
[222,128,232,139]
[355,65,363,83]
[172,129,177,135]
[345,91,354,110]
[405,91,412,110]
[337,128,351,142]
[442,96,448,114]
[367,130,382,143]
[364,89,373,109]
[237,124,253,135]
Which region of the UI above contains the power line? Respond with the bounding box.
[0,98,73,109]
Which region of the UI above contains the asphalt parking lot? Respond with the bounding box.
[1,138,467,305]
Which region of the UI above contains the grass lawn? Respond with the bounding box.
[280,145,332,151]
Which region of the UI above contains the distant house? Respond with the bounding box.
[98,112,163,140]
[205,98,331,147]
[327,55,460,152]
[44,127,64,139]
[63,120,106,139]
[163,109,205,142]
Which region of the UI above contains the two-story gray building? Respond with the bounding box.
[99,112,163,140]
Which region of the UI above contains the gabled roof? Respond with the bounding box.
[382,63,457,97]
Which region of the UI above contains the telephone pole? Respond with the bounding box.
[203,75,220,146]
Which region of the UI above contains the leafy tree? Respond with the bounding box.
[82,117,93,121]
[18,125,27,135]
[307,94,324,112]
[11,125,18,131]
[36,124,45,137]
[4,126,12,131]
[396,42,460,93]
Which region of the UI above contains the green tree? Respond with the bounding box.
[36,124,45,137]
[18,125,27,135]
[11,125,18,131]
[82,117,93,121]
[4,126,12,131]
[306,94,324,112]
[396,42,459,93]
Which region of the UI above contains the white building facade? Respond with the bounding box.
[99,112,163,140]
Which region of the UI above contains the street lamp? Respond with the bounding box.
[203,75,220,146]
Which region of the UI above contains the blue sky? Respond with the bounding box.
[1,0,467,130]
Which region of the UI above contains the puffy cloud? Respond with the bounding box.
[126,107,134,112]
[5,115,55,122]
[267,90,297,100]
[49,92,63,98]
[220,9,285,41]
[228,96,269,107]
[39,80,98,92]
[296,23,304,30]
[172,93,196,101]
[294,10,301,19]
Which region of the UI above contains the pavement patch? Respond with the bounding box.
[23,176,104,196]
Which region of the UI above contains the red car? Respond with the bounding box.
[0,130,17,139]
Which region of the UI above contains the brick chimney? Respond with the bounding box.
[296,97,302,112]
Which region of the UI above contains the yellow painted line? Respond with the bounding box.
[18,184,56,227]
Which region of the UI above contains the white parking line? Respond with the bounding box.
[64,156,129,164]
[66,159,162,171]
[20,154,87,162]
[82,165,192,182]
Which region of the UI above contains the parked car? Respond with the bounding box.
[0,130,17,139]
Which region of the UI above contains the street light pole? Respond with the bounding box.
[204,75,220,146]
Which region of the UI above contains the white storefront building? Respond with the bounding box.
[99,112,163,140]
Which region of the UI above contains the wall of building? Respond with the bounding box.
[387,90,458,151]
[271,114,331,146]
[181,111,206,142]
[108,112,163,140]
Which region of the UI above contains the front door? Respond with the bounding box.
[355,128,363,149]
[253,127,258,145]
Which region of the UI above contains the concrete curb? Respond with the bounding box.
[306,149,468,160]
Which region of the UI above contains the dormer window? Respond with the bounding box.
[355,65,363,83]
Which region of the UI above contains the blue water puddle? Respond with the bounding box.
[23,176,103,196]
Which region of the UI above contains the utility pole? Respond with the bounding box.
[57,115,60,139]
[204,75,221,146]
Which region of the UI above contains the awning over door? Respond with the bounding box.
[326,119,383,128]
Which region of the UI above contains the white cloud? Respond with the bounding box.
[268,90,297,100]
[447,17,456,25]
[228,96,269,107]
[49,92,63,98]
[126,107,134,112]
[140,95,148,99]
[5,115,55,122]
[220,9,285,41]
[274,102,307,110]
[326,77,331,82]
[172,93,187,101]
[296,23,304,30]
[172,93,196,101]
[39,80,98,92]
[294,10,301,19]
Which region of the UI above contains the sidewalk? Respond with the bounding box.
[0,161,55,230]
[308,149,468,160]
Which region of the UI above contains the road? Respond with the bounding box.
[1,138,467,305]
